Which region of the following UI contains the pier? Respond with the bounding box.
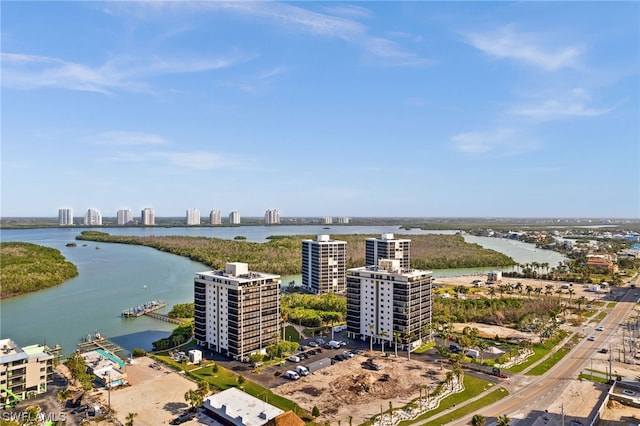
[121,300,166,318]
[143,311,185,324]
[77,333,128,359]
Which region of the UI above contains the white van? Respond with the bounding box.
[283,370,300,380]
[328,340,341,349]
[466,349,480,358]
[295,365,309,376]
[288,355,300,363]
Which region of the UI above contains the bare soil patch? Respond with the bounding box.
[274,352,445,425]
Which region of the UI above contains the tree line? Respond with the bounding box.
[75,231,515,276]
[1,242,79,298]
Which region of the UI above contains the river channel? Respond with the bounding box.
[0,226,565,356]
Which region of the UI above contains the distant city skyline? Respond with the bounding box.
[2,2,638,218]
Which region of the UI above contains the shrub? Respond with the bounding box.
[312,406,320,417]
[132,348,146,357]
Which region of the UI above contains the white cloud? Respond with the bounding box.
[451,127,538,155]
[91,131,168,146]
[509,99,612,120]
[153,151,242,171]
[320,5,374,20]
[465,25,583,71]
[1,52,249,94]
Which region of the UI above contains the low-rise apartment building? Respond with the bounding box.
[0,339,54,408]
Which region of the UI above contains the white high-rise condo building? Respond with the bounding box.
[117,209,133,225]
[58,208,73,226]
[229,211,241,224]
[210,210,221,225]
[84,208,102,226]
[366,233,411,271]
[346,258,432,351]
[336,217,350,224]
[264,209,280,224]
[141,208,155,226]
[322,217,333,225]
[194,262,280,360]
[186,208,200,226]
[301,235,347,294]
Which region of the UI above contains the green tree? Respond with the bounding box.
[393,332,401,357]
[471,414,486,426]
[185,389,203,410]
[312,406,320,417]
[497,414,511,426]
[125,412,138,426]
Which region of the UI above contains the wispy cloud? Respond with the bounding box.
[509,88,614,120]
[113,1,426,67]
[91,131,168,146]
[451,127,538,155]
[464,24,584,71]
[153,151,241,171]
[1,52,249,94]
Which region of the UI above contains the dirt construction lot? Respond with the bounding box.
[274,351,446,425]
[100,356,196,426]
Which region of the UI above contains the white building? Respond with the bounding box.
[188,349,202,364]
[210,210,222,225]
[116,209,133,225]
[141,208,155,226]
[58,208,73,226]
[202,388,284,426]
[301,235,347,294]
[194,262,280,360]
[84,208,102,226]
[186,208,200,225]
[322,217,333,225]
[336,217,350,224]
[229,211,241,224]
[264,209,280,225]
[346,259,432,349]
[365,233,411,271]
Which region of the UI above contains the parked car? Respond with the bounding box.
[598,348,609,354]
[71,405,89,415]
[363,361,382,371]
[595,326,604,331]
[587,336,596,341]
[316,338,326,345]
[342,351,355,358]
[295,365,309,376]
[288,355,300,363]
[283,370,300,380]
[170,411,196,425]
[308,341,319,347]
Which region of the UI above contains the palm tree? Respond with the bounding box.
[368,323,374,352]
[487,287,496,299]
[515,282,523,297]
[526,285,533,299]
[445,371,454,390]
[125,412,138,426]
[380,330,389,353]
[471,414,486,426]
[534,287,542,298]
[393,332,401,357]
[497,414,511,426]
[576,296,587,311]
[567,288,576,306]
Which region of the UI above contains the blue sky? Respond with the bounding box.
[2,1,638,218]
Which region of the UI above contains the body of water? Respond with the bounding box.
[0,226,565,356]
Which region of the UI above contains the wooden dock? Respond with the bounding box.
[144,311,184,325]
[121,300,166,318]
[77,334,127,358]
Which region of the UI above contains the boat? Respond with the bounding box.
[121,300,166,318]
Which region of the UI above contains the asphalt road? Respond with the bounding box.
[441,283,640,426]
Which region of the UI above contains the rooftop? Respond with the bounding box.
[203,387,284,426]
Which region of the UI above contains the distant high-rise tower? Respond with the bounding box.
[210,210,221,225]
[58,208,73,226]
[84,208,102,226]
[141,208,155,226]
[322,217,333,225]
[301,235,347,294]
[264,209,280,225]
[194,262,280,360]
[229,211,241,224]
[336,217,350,224]
[365,233,411,270]
[117,209,133,225]
[186,208,200,226]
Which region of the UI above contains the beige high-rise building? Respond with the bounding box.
[58,208,73,226]
[210,210,222,225]
[264,209,280,224]
[141,208,155,225]
[229,211,241,224]
[365,233,411,271]
[186,208,200,225]
[301,235,347,294]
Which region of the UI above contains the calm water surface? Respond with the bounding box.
[0,226,565,356]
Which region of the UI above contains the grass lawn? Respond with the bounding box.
[360,375,495,426]
[285,325,301,342]
[413,341,436,354]
[526,347,570,375]
[506,330,568,374]
[413,387,509,426]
